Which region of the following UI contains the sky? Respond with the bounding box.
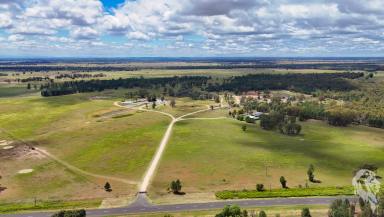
[0,0,384,57]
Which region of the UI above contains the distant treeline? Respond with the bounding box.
[209,73,363,94]
[0,66,138,72]
[0,73,7,76]
[20,77,50,82]
[1,63,383,72]
[55,73,106,79]
[40,73,363,97]
[41,76,210,97]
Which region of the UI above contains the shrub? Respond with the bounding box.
[259,210,267,217]
[301,208,311,217]
[51,209,86,217]
[256,184,265,192]
[279,176,287,189]
[215,205,248,217]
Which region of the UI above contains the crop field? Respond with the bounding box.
[0,92,170,206]
[149,117,384,202]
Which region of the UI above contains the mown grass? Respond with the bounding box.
[0,199,101,214]
[0,85,39,98]
[215,186,354,199]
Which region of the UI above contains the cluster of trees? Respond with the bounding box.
[0,65,138,72]
[241,95,357,128]
[313,76,384,129]
[169,179,182,194]
[260,113,302,136]
[215,205,313,217]
[55,73,106,79]
[0,73,6,76]
[20,76,50,82]
[368,116,384,128]
[214,197,383,217]
[209,73,363,94]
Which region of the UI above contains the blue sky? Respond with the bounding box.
[0,0,384,57]
[101,0,125,9]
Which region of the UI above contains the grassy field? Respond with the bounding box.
[216,186,354,199]
[0,84,39,98]
[0,91,170,206]
[150,117,384,202]
[151,98,217,117]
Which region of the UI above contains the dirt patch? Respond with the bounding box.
[18,169,34,174]
[0,186,6,194]
[0,142,45,160]
[0,141,11,146]
[93,109,130,118]
[89,96,110,100]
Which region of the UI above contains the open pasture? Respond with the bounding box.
[0,92,170,206]
[150,118,384,201]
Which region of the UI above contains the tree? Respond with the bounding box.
[170,99,176,108]
[152,102,156,109]
[0,175,5,193]
[215,205,248,217]
[326,108,356,127]
[104,182,112,192]
[378,191,384,217]
[258,210,267,217]
[307,164,315,183]
[279,122,301,135]
[279,176,287,189]
[214,95,220,103]
[256,184,265,192]
[170,179,182,194]
[242,125,247,132]
[51,209,86,217]
[27,83,31,89]
[328,199,353,217]
[301,208,311,217]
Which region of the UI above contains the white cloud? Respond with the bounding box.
[0,13,12,28]
[1,0,384,56]
[8,34,24,42]
[70,27,99,39]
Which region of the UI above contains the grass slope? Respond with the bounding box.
[0,92,170,205]
[150,118,384,200]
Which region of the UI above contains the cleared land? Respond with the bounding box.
[0,93,170,206]
[150,117,384,202]
[152,98,217,117]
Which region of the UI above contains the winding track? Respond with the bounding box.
[114,101,213,192]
